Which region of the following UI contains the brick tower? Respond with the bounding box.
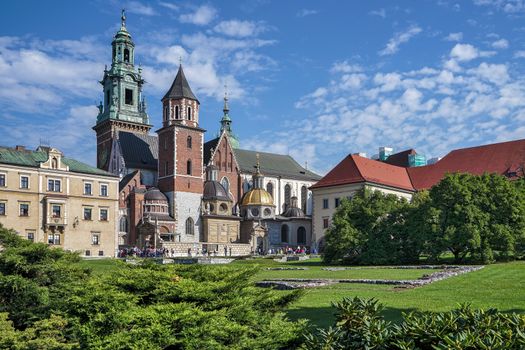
[93,10,151,170]
[157,65,204,242]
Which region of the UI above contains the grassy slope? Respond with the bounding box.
[79,258,525,329]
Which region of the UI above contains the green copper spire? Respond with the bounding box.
[220,88,240,148]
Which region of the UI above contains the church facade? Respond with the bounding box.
[93,12,320,255]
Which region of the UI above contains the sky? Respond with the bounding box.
[1,0,525,175]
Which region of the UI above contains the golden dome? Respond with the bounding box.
[241,188,274,206]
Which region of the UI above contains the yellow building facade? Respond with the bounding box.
[0,146,119,257]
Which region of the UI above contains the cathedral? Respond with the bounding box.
[93,12,320,255]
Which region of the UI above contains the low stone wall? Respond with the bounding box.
[161,242,251,257]
[322,265,467,271]
[266,267,309,271]
[256,266,484,289]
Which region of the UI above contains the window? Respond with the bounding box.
[48,179,61,192]
[119,216,128,232]
[106,90,110,107]
[323,198,329,209]
[281,225,289,243]
[51,157,58,169]
[124,48,130,63]
[187,135,192,148]
[83,207,92,220]
[185,217,194,235]
[84,183,92,195]
[98,250,104,256]
[164,106,169,121]
[335,198,340,208]
[125,88,133,105]
[297,227,306,244]
[52,205,61,218]
[85,250,91,256]
[27,231,34,242]
[187,107,192,120]
[20,175,29,189]
[284,184,291,209]
[48,233,60,245]
[165,161,169,176]
[175,105,179,119]
[19,203,29,216]
[0,174,6,187]
[100,184,108,197]
[0,202,5,215]
[221,177,230,194]
[100,208,108,221]
[323,217,329,229]
[186,160,192,175]
[301,186,307,211]
[92,233,100,245]
[266,182,273,198]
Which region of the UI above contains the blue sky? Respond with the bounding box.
[1,0,525,174]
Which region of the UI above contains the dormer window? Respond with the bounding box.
[51,157,58,169]
[125,89,133,105]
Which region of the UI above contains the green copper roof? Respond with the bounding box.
[0,146,116,177]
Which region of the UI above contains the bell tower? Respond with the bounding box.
[157,64,205,242]
[93,10,151,170]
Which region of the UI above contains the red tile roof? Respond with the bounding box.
[310,154,414,191]
[408,139,525,190]
[312,139,525,192]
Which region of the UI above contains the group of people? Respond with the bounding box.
[117,247,169,258]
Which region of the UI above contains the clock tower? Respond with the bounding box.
[93,10,151,170]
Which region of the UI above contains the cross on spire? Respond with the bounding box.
[121,9,126,28]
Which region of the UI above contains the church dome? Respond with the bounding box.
[203,181,230,201]
[241,188,274,206]
[144,187,167,201]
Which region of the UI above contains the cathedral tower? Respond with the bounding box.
[93,10,151,170]
[157,65,204,242]
[220,91,240,149]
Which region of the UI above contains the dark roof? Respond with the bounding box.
[384,149,417,167]
[234,149,321,181]
[311,154,414,191]
[282,206,305,218]
[119,170,139,192]
[162,65,199,102]
[203,181,231,201]
[144,187,167,201]
[118,131,158,171]
[0,146,115,177]
[407,139,525,190]
[204,137,220,165]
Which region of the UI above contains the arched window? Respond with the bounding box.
[51,157,58,169]
[175,105,179,119]
[124,48,130,63]
[221,177,230,194]
[187,107,192,120]
[284,184,291,209]
[186,160,192,175]
[120,216,128,232]
[266,182,274,198]
[281,225,289,243]
[187,136,192,149]
[185,217,194,235]
[297,227,306,244]
[301,186,307,212]
[164,106,169,121]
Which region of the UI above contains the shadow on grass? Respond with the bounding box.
[286,305,418,329]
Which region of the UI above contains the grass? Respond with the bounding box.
[79,257,525,329]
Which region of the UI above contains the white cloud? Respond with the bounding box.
[369,8,386,18]
[450,43,479,61]
[159,2,179,11]
[514,50,525,58]
[179,5,217,26]
[296,9,318,17]
[492,38,509,49]
[444,32,463,41]
[474,0,525,13]
[126,1,157,16]
[379,25,422,56]
[213,20,267,37]
[330,61,363,74]
[469,62,509,85]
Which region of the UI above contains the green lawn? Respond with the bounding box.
[79,257,525,329]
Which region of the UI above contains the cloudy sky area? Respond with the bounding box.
[1,0,525,174]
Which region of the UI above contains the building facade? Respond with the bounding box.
[0,146,119,257]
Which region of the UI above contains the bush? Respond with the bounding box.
[303,297,525,349]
